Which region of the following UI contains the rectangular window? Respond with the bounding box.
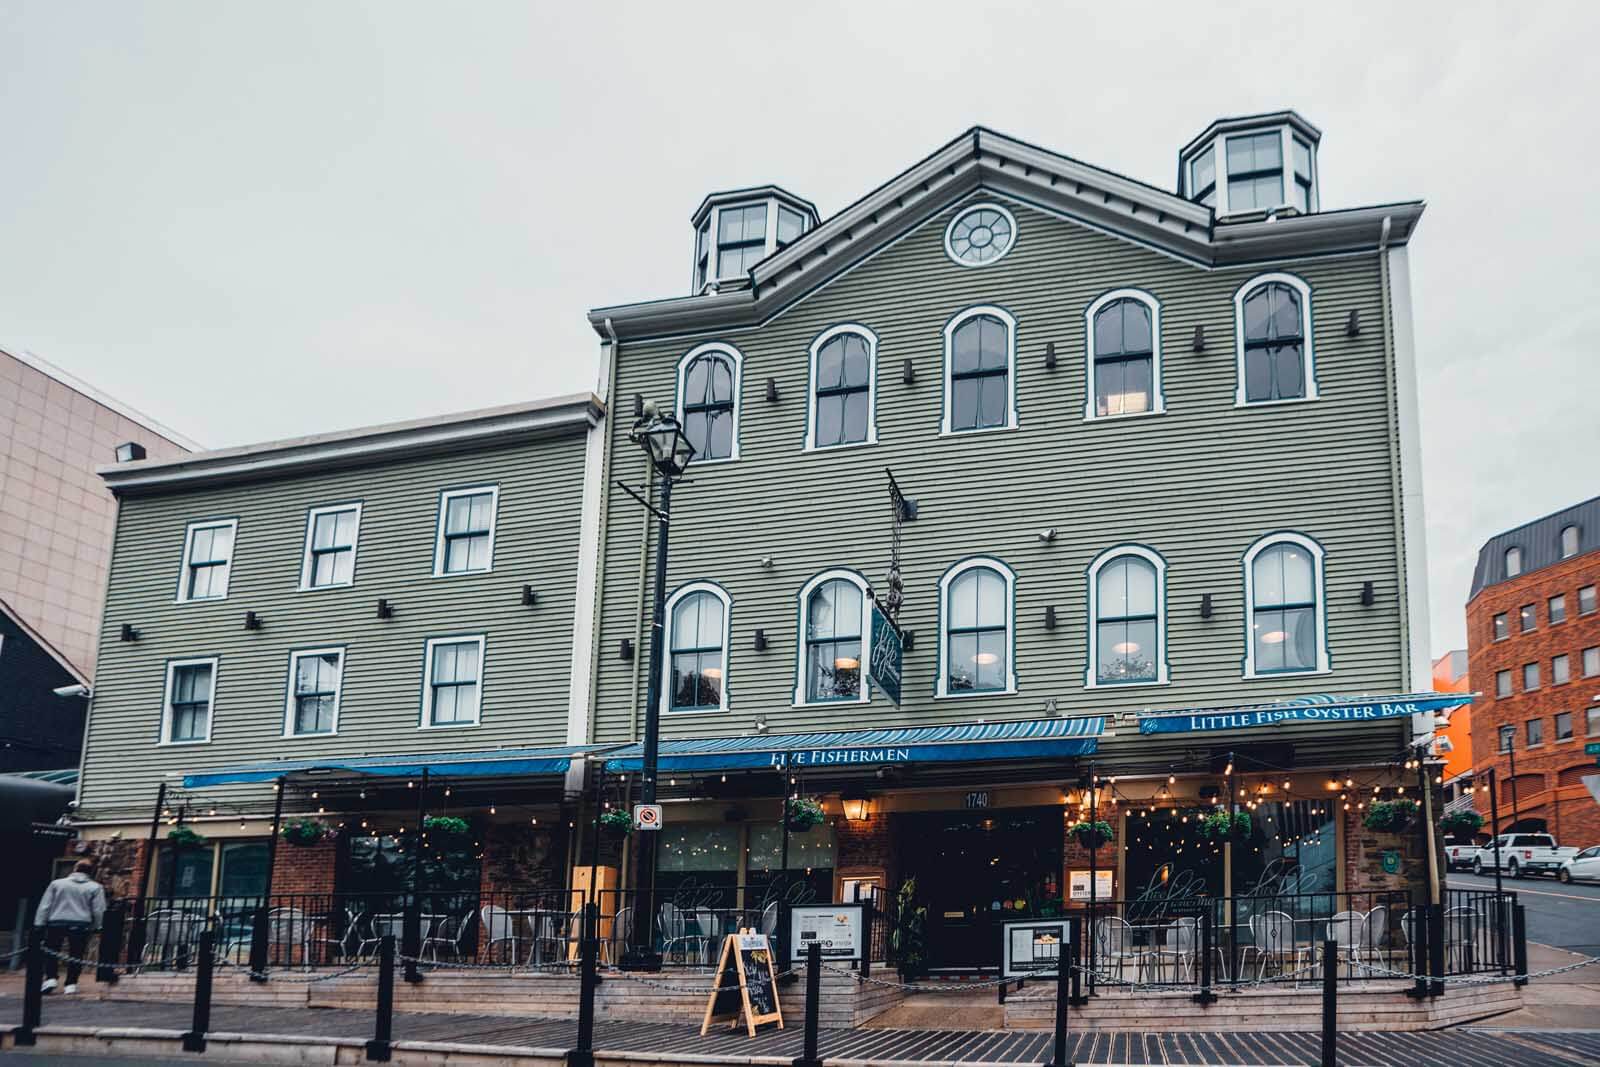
[1190,145,1216,207]
[177,520,237,602]
[1589,707,1600,737]
[434,487,498,576]
[1584,647,1599,677]
[1519,604,1536,632]
[1291,137,1313,212]
[776,206,806,248]
[285,648,344,736]
[300,504,361,589]
[1495,669,1512,698]
[1580,585,1597,615]
[1555,711,1573,741]
[422,636,484,728]
[1523,662,1540,691]
[163,658,217,744]
[1553,653,1570,685]
[716,203,767,278]
[1492,613,1508,640]
[693,220,710,290]
[1225,132,1284,212]
[1526,719,1544,747]
[1497,724,1513,752]
[1549,594,1567,624]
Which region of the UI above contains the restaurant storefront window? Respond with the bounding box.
[153,839,270,901]
[343,831,480,909]
[747,823,836,907]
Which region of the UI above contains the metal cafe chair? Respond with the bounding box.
[1443,906,1477,972]
[265,907,310,969]
[1242,910,1307,981]
[1359,905,1389,969]
[1325,910,1365,971]
[759,901,779,938]
[1093,917,1139,983]
[480,905,522,965]
[423,911,474,964]
[1142,919,1196,984]
[606,906,633,965]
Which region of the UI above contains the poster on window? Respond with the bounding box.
[789,904,864,962]
[1068,869,1114,901]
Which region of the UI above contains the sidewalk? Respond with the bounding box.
[3,993,1600,1066]
[1483,942,1600,1030]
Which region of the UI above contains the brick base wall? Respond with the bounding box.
[1342,780,1445,898]
[271,838,337,898]
[70,837,145,903]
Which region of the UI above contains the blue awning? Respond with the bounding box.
[1136,692,1475,736]
[603,716,1103,773]
[183,744,599,788]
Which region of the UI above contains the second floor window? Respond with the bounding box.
[1526,719,1544,746]
[678,345,739,461]
[940,559,1014,696]
[1554,654,1571,685]
[1580,585,1596,615]
[164,659,216,744]
[1523,662,1540,691]
[801,575,866,704]
[1495,669,1512,698]
[1498,724,1513,753]
[1088,292,1161,418]
[1519,604,1536,632]
[807,327,875,450]
[1556,711,1573,741]
[423,636,483,727]
[435,487,498,575]
[1584,647,1599,677]
[301,504,361,589]
[1089,548,1166,686]
[1245,534,1326,676]
[287,648,343,736]
[1550,594,1567,624]
[666,585,728,713]
[943,307,1016,433]
[1492,613,1508,640]
[179,520,237,602]
[1236,275,1314,405]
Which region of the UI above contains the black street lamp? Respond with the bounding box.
[620,401,694,970]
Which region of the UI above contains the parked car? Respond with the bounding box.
[1558,845,1600,884]
[1444,839,1481,871]
[1472,833,1579,878]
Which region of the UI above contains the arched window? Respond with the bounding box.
[1243,533,1329,677]
[1085,289,1163,419]
[663,582,731,713]
[937,558,1016,697]
[676,343,741,462]
[794,570,870,705]
[1086,546,1168,687]
[1560,525,1580,559]
[806,326,877,450]
[1234,273,1316,405]
[942,307,1017,434]
[1505,546,1523,577]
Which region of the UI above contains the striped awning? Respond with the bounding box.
[182,744,599,788]
[602,716,1103,773]
[1135,692,1475,736]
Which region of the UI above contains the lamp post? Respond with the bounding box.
[619,402,695,970]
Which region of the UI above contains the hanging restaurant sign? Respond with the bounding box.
[1136,693,1474,735]
[868,601,903,706]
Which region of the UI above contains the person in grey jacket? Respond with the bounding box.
[34,860,106,994]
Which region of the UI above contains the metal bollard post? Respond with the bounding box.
[792,941,823,1067]
[1427,901,1445,997]
[859,901,872,977]
[366,935,395,1062]
[97,906,125,985]
[14,927,43,1046]
[1067,915,1085,1007]
[1512,904,1528,987]
[1320,939,1336,1067]
[181,929,215,1052]
[1406,904,1429,1000]
[570,904,598,1067]
[1044,930,1073,1067]
[248,905,269,982]
[124,901,148,970]
[402,896,422,984]
[1193,908,1216,1004]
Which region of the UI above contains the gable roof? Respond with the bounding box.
[0,597,90,688]
[590,125,1424,343]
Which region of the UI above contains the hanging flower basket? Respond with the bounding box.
[1201,811,1252,842]
[1363,799,1419,834]
[280,818,334,847]
[1068,820,1113,850]
[786,797,825,832]
[1439,810,1483,840]
[599,808,634,835]
[422,815,470,837]
[166,826,206,851]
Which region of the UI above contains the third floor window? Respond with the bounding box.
[1580,585,1597,615]
[301,504,361,589]
[1495,670,1512,698]
[1519,603,1536,632]
[1550,594,1567,624]
[178,519,237,602]
[434,487,498,576]
[1523,662,1540,691]
[1553,654,1571,685]
[943,307,1016,433]
[1492,613,1508,640]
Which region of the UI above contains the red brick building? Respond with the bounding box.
[1467,496,1600,848]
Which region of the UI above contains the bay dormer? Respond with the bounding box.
[691,186,819,294]
[1178,111,1321,218]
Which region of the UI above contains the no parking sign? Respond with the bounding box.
[634,803,663,831]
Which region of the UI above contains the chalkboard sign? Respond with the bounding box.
[701,931,784,1037]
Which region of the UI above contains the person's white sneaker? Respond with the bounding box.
[62,983,77,994]
[39,979,57,994]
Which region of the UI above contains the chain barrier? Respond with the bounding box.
[822,963,1030,992]
[1351,953,1600,986]
[595,964,798,995]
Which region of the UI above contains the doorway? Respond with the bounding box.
[897,808,1062,972]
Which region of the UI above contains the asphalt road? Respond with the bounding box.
[1447,869,1600,955]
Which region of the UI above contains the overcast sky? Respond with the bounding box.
[2,2,1596,657]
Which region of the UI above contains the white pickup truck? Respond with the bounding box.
[1444,839,1481,871]
[1471,833,1579,878]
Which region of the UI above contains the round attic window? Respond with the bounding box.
[944,204,1016,267]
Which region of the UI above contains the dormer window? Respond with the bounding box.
[1178,111,1320,218]
[1190,147,1216,208]
[717,204,769,278]
[689,187,819,293]
[1225,133,1283,212]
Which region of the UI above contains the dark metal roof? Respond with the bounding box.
[1469,494,1600,599]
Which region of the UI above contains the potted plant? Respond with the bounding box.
[1364,799,1420,834]
[785,796,825,832]
[1068,819,1114,850]
[890,877,928,980]
[280,818,333,847]
[1200,811,1252,842]
[1440,810,1484,840]
[166,826,206,851]
[599,808,634,835]
[422,815,470,837]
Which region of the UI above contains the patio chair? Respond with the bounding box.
[1092,916,1139,983]
[1443,906,1477,973]
[264,907,309,969]
[1242,910,1306,981]
[694,907,721,966]
[423,912,474,964]
[758,901,778,938]
[1142,918,1195,984]
[529,909,576,968]
[1359,905,1389,970]
[480,905,522,965]
[606,906,633,965]
[142,909,199,967]
[659,902,692,964]
[1325,911,1364,971]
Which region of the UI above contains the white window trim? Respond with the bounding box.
[420,634,487,729]
[661,581,733,716]
[282,646,347,738]
[792,568,873,707]
[804,324,879,452]
[1084,544,1170,689]
[1233,272,1318,407]
[432,486,500,578]
[1504,547,1523,578]
[710,202,779,284]
[298,503,364,591]
[1194,127,1317,218]
[942,202,1018,268]
[1083,288,1166,421]
[160,656,219,746]
[675,342,743,464]
[175,519,239,603]
[935,557,1018,699]
[941,305,1018,436]
[1241,531,1332,679]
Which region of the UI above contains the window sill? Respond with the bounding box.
[1555,736,1575,745]
[418,720,481,730]
[431,567,495,580]
[802,437,878,454]
[297,582,355,593]
[173,595,230,606]
[282,730,339,740]
[1233,394,1321,410]
[939,423,1020,439]
[158,738,211,747]
[791,696,870,710]
[1081,405,1167,424]
[1085,678,1170,691]
[1241,667,1333,681]
[934,687,1018,700]
[662,706,728,716]
[685,455,740,467]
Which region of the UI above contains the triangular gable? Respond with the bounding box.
[0,596,90,687]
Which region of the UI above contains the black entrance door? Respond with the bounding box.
[899,808,1062,972]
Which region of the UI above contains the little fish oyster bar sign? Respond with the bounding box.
[1138,694,1472,735]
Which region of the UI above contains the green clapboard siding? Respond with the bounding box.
[81,435,588,822]
[593,196,1410,747]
